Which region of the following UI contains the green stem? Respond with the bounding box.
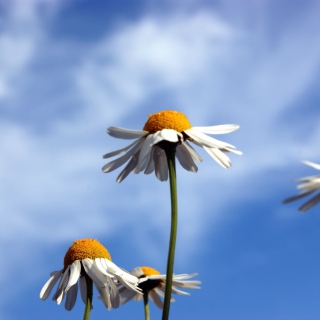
[162,144,178,320]
[143,292,151,320]
[83,274,93,320]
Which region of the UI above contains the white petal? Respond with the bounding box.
[171,287,190,295]
[299,192,320,212]
[53,267,70,304]
[204,146,232,168]
[65,260,81,292]
[191,124,240,134]
[109,278,120,309]
[144,147,155,175]
[182,141,202,162]
[185,128,235,149]
[149,290,164,309]
[158,129,180,143]
[135,134,155,173]
[79,275,87,305]
[40,270,63,300]
[82,258,107,288]
[96,286,111,310]
[118,286,138,305]
[103,139,142,159]
[65,281,78,311]
[107,127,147,140]
[153,146,168,181]
[283,190,315,204]
[302,160,320,170]
[176,144,198,173]
[102,139,144,173]
[116,152,140,182]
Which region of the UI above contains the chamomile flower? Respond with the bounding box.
[118,266,201,309]
[40,238,140,311]
[283,161,320,212]
[102,110,242,182]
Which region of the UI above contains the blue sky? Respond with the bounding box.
[1,0,320,319]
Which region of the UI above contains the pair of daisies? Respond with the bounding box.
[40,238,200,311]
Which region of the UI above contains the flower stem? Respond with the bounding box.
[83,274,93,320]
[162,144,178,320]
[143,292,151,320]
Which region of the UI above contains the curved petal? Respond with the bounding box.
[182,141,202,162]
[153,146,168,181]
[299,192,320,212]
[185,128,235,149]
[82,259,107,288]
[107,127,148,139]
[149,290,164,309]
[103,139,142,159]
[158,129,180,143]
[144,147,155,175]
[102,138,144,173]
[65,281,78,311]
[109,278,120,309]
[65,260,81,292]
[204,146,231,168]
[52,267,70,304]
[79,275,87,305]
[135,134,155,173]
[96,286,111,310]
[40,270,63,300]
[176,144,198,173]
[116,152,140,182]
[190,124,240,134]
[118,286,138,305]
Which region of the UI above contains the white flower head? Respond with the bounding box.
[102,110,242,182]
[283,161,320,212]
[118,266,201,309]
[40,238,141,311]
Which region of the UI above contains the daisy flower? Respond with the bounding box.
[102,110,242,182]
[283,161,320,212]
[40,238,141,311]
[118,266,201,309]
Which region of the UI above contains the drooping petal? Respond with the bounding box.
[65,281,78,311]
[107,127,148,140]
[53,267,70,304]
[135,134,155,173]
[204,146,232,168]
[103,139,143,159]
[283,190,315,204]
[65,260,81,292]
[149,290,164,309]
[171,287,190,295]
[118,286,138,305]
[116,152,140,182]
[40,270,63,300]
[109,278,120,309]
[185,128,236,149]
[82,258,107,288]
[176,144,198,173]
[96,286,111,310]
[182,141,202,162]
[190,124,240,134]
[153,146,168,181]
[299,192,320,212]
[144,147,155,175]
[102,138,144,173]
[79,275,87,305]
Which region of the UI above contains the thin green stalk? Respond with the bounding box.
[143,292,151,320]
[162,144,178,320]
[83,274,93,320]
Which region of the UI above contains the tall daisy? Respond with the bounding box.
[40,238,141,319]
[102,110,242,182]
[118,266,200,319]
[283,160,320,212]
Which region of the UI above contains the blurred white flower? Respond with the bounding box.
[118,266,201,309]
[102,110,242,182]
[283,161,320,212]
[40,238,140,311]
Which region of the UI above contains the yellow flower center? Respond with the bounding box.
[143,110,192,134]
[63,238,111,269]
[140,266,161,277]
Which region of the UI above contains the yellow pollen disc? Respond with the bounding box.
[63,238,111,269]
[143,110,192,134]
[141,266,161,277]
